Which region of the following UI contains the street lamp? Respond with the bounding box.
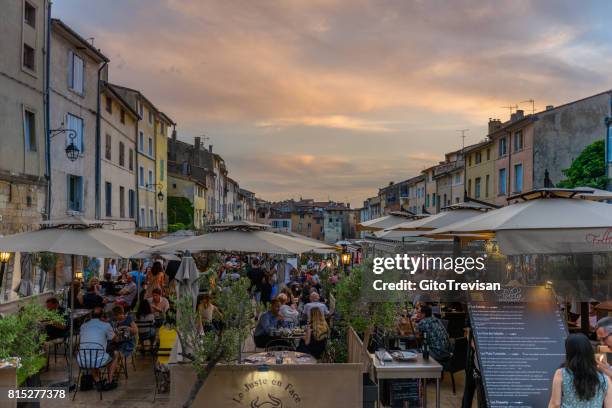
[340,244,351,273]
[50,126,80,162]
[0,252,12,297]
[146,183,164,201]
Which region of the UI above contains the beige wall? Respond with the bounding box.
[49,23,103,221]
[100,88,137,231]
[136,100,157,229]
[0,0,48,234]
[465,142,495,203]
[155,118,170,231]
[170,364,362,408]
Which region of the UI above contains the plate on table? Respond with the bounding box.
[391,350,417,361]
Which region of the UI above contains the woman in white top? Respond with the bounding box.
[277,293,299,326]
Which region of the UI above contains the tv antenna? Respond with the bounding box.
[196,134,210,148]
[520,99,535,115]
[457,129,469,150]
[501,104,518,116]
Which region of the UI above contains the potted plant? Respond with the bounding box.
[0,301,64,407]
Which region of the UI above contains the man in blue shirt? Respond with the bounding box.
[78,307,119,390]
[254,298,285,348]
[129,262,146,288]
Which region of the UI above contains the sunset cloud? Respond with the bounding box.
[53,0,612,206]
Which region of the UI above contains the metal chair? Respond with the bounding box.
[73,342,112,401]
[45,336,68,370]
[443,337,469,394]
[135,319,156,354]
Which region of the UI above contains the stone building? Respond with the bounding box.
[49,19,109,221]
[100,82,139,231]
[0,0,49,234]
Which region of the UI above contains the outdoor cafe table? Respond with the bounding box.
[370,352,442,408]
[242,351,316,365]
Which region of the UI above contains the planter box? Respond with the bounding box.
[0,366,17,408]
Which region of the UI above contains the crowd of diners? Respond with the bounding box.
[43,258,172,392]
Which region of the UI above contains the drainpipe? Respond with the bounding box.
[44,0,52,220]
[95,62,107,220]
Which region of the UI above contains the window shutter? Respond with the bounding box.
[81,59,86,95]
[67,51,73,88]
[66,174,71,209]
[79,117,84,152]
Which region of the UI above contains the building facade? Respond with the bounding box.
[0,0,49,234]
[167,173,207,230]
[49,19,109,221]
[100,83,138,231]
[464,138,495,204]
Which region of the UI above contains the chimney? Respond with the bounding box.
[171,128,177,141]
[511,109,525,122]
[546,105,554,111]
[488,118,502,134]
[194,137,200,150]
[209,145,213,153]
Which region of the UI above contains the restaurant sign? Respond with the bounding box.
[232,376,302,407]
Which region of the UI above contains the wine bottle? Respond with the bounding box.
[422,332,430,360]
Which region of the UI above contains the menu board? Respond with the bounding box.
[388,379,420,408]
[469,295,567,408]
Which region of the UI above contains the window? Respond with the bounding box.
[138,131,144,152]
[148,137,153,156]
[128,189,135,218]
[23,108,36,152]
[139,166,144,187]
[65,113,83,152]
[432,193,436,207]
[486,148,491,161]
[475,177,481,198]
[149,208,155,227]
[105,134,111,160]
[119,142,125,166]
[160,159,165,181]
[514,130,524,152]
[475,151,482,164]
[120,109,125,124]
[467,179,472,196]
[514,163,523,193]
[68,52,84,94]
[67,175,83,212]
[148,110,153,125]
[105,95,112,113]
[23,43,35,71]
[499,168,507,195]
[468,155,472,166]
[498,137,507,157]
[485,174,490,197]
[129,148,134,170]
[24,2,36,28]
[119,186,125,218]
[138,102,143,117]
[148,169,153,188]
[105,182,112,216]
[140,207,146,226]
[425,194,430,208]
[454,173,461,185]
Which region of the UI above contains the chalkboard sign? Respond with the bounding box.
[469,287,567,408]
[388,379,420,408]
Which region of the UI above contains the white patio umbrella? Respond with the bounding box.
[425,195,612,255]
[357,211,423,231]
[155,223,336,255]
[0,217,165,258]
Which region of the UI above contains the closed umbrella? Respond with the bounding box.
[175,252,200,310]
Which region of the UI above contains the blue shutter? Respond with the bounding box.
[67,51,73,88]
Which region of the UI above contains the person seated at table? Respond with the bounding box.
[135,298,156,353]
[44,297,69,340]
[79,281,104,309]
[277,293,299,326]
[280,287,298,308]
[145,261,166,299]
[66,280,85,309]
[415,305,452,363]
[254,298,286,348]
[110,275,137,310]
[548,333,612,408]
[297,307,329,359]
[78,307,119,390]
[118,268,129,283]
[197,294,222,332]
[148,288,170,324]
[302,292,329,321]
[100,273,116,297]
[110,305,137,358]
[596,317,612,378]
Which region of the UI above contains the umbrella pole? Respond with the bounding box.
[68,254,75,391]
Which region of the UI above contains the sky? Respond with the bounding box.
[52,0,612,207]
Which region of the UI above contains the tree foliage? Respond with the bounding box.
[557,140,608,189]
[175,272,255,408]
[167,196,194,227]
[0,302,64,384]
